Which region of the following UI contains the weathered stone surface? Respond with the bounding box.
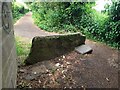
[31,65,48,74]
[24,74,39,80]
[75,45,92,54]
[1,2,17,88]
[25,33,86,65]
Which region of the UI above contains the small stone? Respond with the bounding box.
[33,72,37,74]
[29,86,32,88]
[43,86,46,88]
[61,65,63,67]
[31,65,48,74]
[55,63,60,67]
[46,70,49,72]
[62,70,67,73]
[66,62,71,65]
[66,66,69,68]
[38,80,41,83]
[63,55,65,59]
[24,74,36,80]
[57,69,59,71]
[48,74,52,76]
[64,87,66,89]
[81,86,84,88]
[19,69,26,73]
[62,75,66,78]
[106,78,109,81]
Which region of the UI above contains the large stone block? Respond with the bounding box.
[1,2,17,89]
[25,33,86,65]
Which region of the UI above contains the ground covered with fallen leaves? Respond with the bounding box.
[17,40,118,88]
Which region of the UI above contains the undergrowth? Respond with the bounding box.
[30,2,119,49]
[15,36,31,65]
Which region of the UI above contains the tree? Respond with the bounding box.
[108,1,120,22]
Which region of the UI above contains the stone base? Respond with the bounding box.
[25,33,86,65]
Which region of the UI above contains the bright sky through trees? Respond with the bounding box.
[16,0,112,11]
[93,0,112,12]
[16,0,29,9]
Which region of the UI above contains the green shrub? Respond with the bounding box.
[105,1,120,48]
[30,2,119,48]
[15,36,31,65]
[12,2,29,23]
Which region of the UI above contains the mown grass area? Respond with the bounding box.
[15,36,31,65]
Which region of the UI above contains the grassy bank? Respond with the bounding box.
[15,36,31,65]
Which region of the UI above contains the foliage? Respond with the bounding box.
[12,2,29,23]
[30,2,119,48]
[30,2,93,31]
[105,1,120,48]
[108,1,120,22]
[15,36,31,65]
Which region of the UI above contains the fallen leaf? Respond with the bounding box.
[106,78,110,81]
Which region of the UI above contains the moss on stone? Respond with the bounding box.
[25,33,86,65]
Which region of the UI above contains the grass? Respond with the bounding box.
[15,36,31,65]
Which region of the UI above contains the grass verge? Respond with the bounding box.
[15,36,31,66]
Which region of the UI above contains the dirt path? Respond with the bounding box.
[14,12,59,41]
[15,12,119,88]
